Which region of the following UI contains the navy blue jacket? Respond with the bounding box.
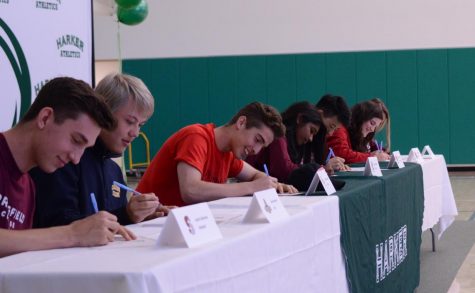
[31,139,131,228]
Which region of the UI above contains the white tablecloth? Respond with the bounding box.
[0,196,348,293]
[403,155,458,238]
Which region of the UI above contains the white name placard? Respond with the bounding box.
[422,145,436,159]
[388,151,405,169]
[243,188,289,223]
[157,203,222,248]
[407,147,424,164]
[316,167,336,195]
[364,157,383,177]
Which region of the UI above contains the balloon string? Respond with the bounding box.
[117,16,122,73]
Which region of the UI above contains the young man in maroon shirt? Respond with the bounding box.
[0,77,135,257]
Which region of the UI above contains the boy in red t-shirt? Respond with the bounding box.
[137,102,298,206]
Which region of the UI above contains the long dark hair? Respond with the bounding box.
[281,101,322,164]
[348,99,386,152]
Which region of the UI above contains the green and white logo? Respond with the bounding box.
[57,34,84,58]
[0,18,31,129]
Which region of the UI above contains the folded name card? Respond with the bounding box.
[157,203,222,248]
[316,167,336,195]
[422,145,435,159]
[388,150,405,169]
[364,157,383,177]
[407,147,424,164]
[243,188,289,223]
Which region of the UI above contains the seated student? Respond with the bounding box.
[31,73,169,228]
[246,101,347,183]
[0,77,135,257]
[305,94,351,165]
[326,98,391,164]
[136,102,298,206]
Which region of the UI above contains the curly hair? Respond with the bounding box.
[227,101,285,138]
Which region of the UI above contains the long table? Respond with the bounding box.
[0,196,348,293]
[405,155,458,237]
[0,156,457,293]
[335,162,424,293]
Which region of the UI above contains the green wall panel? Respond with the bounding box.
[386,51,418,154]
[123,47,475,165]
[417,50,450,160]
[179,58,209,126]
[325,53,357,105]
[208,57,237,125]
[266,55,296,111]
[355,52,387,103]
[236,56,267,107]
[448,49,475,164]
[295,54,326,102]
[147,59,180,155]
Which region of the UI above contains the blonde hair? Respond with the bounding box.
[371,98,391,152]
[95,73,154,119]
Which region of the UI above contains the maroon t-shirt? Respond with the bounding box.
[0,133,35,230]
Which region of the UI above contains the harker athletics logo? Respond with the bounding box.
[57,34,84,58]
[0,18,31,129]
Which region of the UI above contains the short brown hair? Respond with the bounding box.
[228,102,285,138]
[20,77,116,130]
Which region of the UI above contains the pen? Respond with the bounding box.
[263,164,269,176]
[380,141,384,151]
[90,192,99,213]
[325,147,335,164]
[374,140,379,151]
[112,181,142,195]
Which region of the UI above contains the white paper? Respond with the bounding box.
[407,147,424,164]
[317,168,336,195]
[388,151,405,169]
[157,203,222,248]
[243,189,289,223]
[422,145,436,159]
[364,157,383,177]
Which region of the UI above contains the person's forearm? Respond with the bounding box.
[0,226,75,257]
[181,181,257,204]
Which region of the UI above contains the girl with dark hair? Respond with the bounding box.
[246,101,346,183]
[327,99,391,164]
[305,94,351,164]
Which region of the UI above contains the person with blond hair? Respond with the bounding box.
[31,73,168,228]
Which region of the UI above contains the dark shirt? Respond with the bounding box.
[0,133,35,230]
[31,139,131,228]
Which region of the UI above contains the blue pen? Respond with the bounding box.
[374,140,379,151]
[90,192,99,213]
[325,147,335,164]
[380,141,384,151]
[112,181,142,195]
[263,164,269,176]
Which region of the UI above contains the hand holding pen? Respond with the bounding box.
[112,181,169,223]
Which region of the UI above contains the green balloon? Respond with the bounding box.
[118,0,148,26]
[115,0,141,9]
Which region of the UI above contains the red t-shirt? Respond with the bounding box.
[0,133,35,230]
[326,126,371,164]
[137,124,244,206]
